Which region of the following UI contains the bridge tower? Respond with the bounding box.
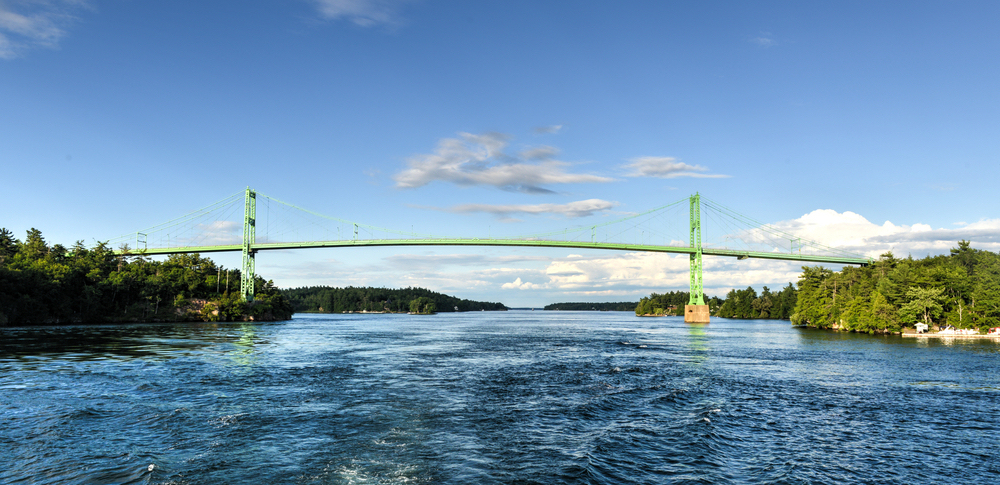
[240,187,256,302]
[685,193,710,323]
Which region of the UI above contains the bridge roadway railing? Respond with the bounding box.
[114,238,871,266]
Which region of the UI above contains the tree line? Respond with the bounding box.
[544,302,637,311]
[635,291,724,316]
[282,286,507,313]
[717,284,798,320]
[791,241,1000,333]
[628,241,1000,335]
[0,228,293,326]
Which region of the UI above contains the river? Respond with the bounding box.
[1,312,998,484]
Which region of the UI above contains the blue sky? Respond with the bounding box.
[2,0,998,306]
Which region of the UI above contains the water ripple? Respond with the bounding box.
[1,315,998,483]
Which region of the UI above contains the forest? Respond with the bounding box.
[631,241,1000,335]
[282,286,508,313]
[634,291,724,316]
[544,302,637,311]
[791,241,1000,333]
[716,284,798,320]
[633,285,796,320]
[0,228,293,326]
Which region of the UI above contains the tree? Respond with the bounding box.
[971,252,1000,328]
[716,289,738,318]
[736,286,757,318]
[950,239,976,276]
[898,287,945,326]
[409,296,436,314]
[840,293,872,331]
[775,282,798,319]
[792,266,833,327]
[945,298,973,328]
[868,291,900,333]
[20,228,48,260]
[0,228,18,263]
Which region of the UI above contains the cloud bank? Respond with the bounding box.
[394,132,614,193]
[768,209,1000,257]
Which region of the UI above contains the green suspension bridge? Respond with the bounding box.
[107,188,870,307]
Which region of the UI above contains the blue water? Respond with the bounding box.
[1,312,999,484]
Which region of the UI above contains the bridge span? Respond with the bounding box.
[111,188,870,322]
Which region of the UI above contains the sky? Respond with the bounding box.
[2,0,999,307]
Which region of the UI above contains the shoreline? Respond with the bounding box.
[902,333,1000,339]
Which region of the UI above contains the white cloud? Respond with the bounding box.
[440,199,620,221]
[192,220,242,246]
[501,277,544,290]
[394,132,614,193]
[623,157,729,179]
[750,32,777,47]
[382,253,551,270]
[0,1,84,59]
[533,124,563,134]
[312,0,409,27]
[535,251,801,297]
[766,209,1000,258]
[519,145,559,160]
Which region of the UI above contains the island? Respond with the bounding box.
[543,302,637,311]
[282,286,507,314]
[629,241,1000,336]
[0,228,293,325]
[790,241,1000,334]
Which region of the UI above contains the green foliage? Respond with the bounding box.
[0,228,17,264]
[635,291,690,316]
[634,291,726,316]
[409,296,436,314]
[972,254,1000,328]
[868,291,900,333]
[898,287,945,325]
[792,243,1000,333]
[282,286,506,313]
[717,284,797,320]
[791,266,833,327]
[0,227,292,325]
[201,293,249,322]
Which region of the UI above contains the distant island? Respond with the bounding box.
[282,286,507,314]
[544,302,637,311]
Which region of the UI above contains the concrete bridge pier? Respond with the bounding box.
[685,304,710,323]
